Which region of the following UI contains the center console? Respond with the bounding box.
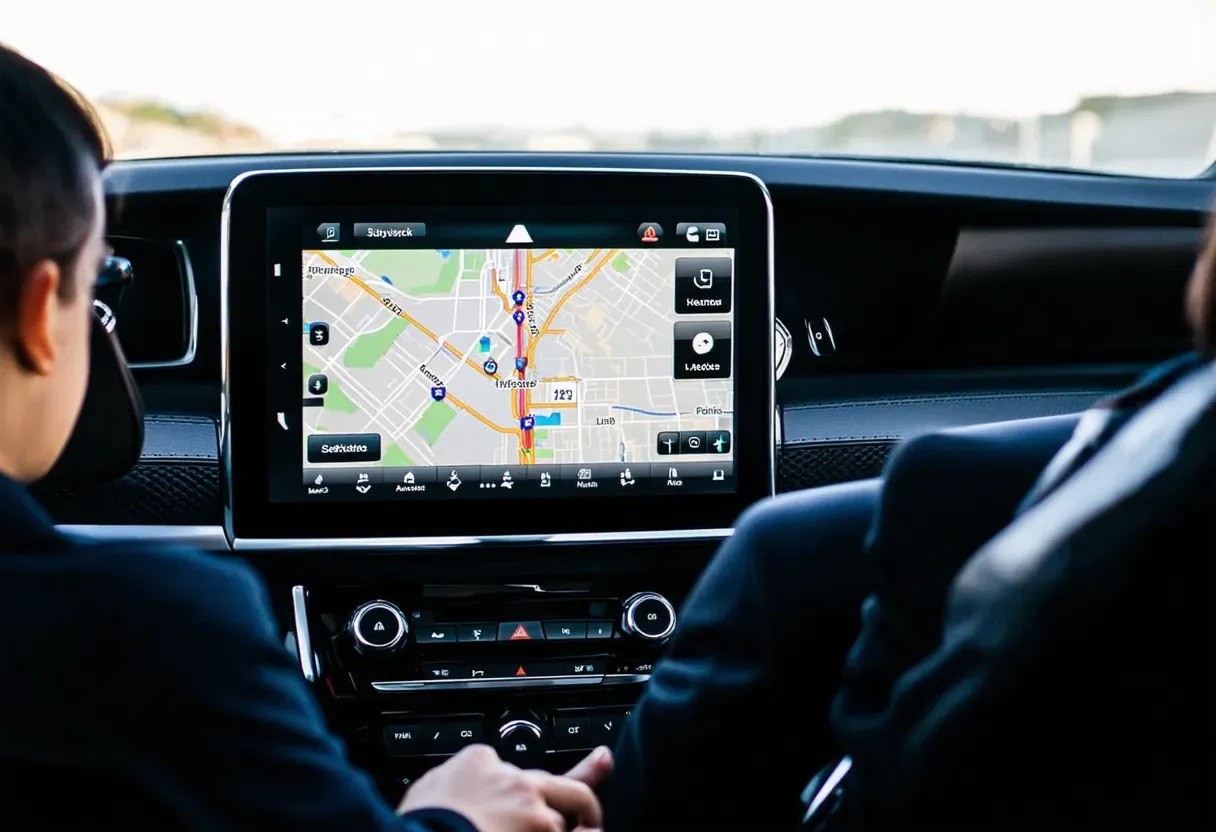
[222,167,774,793]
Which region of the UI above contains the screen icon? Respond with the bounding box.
[506,224,533,244]
[637,222,663,243]
[446,470,461,491]
[656,431,679,455]
[677,222,726,244]
[317,223,339,243]
[674,258,732,314]
[708,430,731,454]
[276,412,288,431]
[539,472,551,487]
[308,322,330,346]
[619,468,636,486]
[712,469,726,481]
[680,431,706,454]
[673,320,732,380]
[307,373,328,395]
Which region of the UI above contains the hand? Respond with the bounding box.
[563,747,614,832]
[398,744,602,832]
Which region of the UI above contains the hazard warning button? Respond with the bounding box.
[497,621,544,642]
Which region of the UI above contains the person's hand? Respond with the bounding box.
[562,747,614,831]
[397,744,602,832]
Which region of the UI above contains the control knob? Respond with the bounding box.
[498,719,545,768]
[620,592,676,641]
[347,600,408,654]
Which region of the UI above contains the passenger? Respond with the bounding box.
[608,214,1216,829]
[0,44,610,832]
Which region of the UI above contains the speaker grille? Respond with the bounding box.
[33,461,221,526]
[778,440,897,492]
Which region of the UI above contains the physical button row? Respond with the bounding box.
[551,708,632,751]
[384,720,483,757]
[304,462,734,495]
[414,620,614,645]
[420,657,609,681]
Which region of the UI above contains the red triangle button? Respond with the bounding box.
[515,665,527,676]
[509,624,531,640]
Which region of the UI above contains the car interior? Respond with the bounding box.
[28,150,1215,808]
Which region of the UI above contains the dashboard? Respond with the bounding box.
[34,151,1213,805]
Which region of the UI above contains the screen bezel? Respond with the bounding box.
[222,167,774,545]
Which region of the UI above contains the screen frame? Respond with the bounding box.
[222,167,774,548]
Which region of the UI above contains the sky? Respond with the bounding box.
[4,0,1215,143]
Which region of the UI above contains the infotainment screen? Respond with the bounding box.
[298,234,734,500]
[223,169,773,544]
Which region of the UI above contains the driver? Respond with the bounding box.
[0,43,611,832]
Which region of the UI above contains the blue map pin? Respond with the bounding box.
[430,386,446,401]
[511,290,526,305]
[520,415,535,430]
[512,309,526,325]
[482,358,498,375]
[515,357,527,372]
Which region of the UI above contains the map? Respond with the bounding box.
[301,246,733,468]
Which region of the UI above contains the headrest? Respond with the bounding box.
[38,311,144,484]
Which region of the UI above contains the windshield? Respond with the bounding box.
[6,0,1215,176]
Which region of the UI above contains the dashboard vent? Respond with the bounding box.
[778,440,896,492]
[106,235,197,367]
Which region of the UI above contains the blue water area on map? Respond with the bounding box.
[381,275,392,284]
[533,412,562,426]
[438,250,451,258]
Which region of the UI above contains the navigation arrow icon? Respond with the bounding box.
[505,224,532,244]
[281,363,287,370]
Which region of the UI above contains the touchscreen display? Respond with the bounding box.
[295,220,734,500]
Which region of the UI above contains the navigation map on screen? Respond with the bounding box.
[300,241,735,497]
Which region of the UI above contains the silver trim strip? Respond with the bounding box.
[232,527,732,550]
[291,586,318,682]
[129,239,199,369]
[370,672,650,692]
[56,524,230,549]
[221,166,776,548]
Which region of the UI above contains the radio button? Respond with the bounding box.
[420,663,463,680]
[586,621,613,639]
[588,712,622,746]
[383,725,423,757]
[416,626,457,644]
[457,623,497,643]
[543,621,586,640]
[497,621,544,642]
[552,716,591,750]
[559,659,603,675]
[428,721,483,755]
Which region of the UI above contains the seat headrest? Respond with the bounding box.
[38,312,144,485]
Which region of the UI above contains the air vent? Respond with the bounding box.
[106,235,198,367]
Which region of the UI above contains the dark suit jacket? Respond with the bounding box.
[0,475,473,832]
[606,414,1079,831]
[834,354,1215,828]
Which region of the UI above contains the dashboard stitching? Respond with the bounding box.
[785,390,1106,412]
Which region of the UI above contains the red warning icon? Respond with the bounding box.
[509,624,531,640]
[515,666,527,676]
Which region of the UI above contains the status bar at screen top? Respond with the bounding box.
[305,221,728,249]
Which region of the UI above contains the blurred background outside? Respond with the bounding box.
[4,0,1215,176]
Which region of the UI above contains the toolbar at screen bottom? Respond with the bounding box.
[301,461,735,498]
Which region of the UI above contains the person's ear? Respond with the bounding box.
[14,259,62,375]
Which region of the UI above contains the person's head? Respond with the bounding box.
[1186,208,1216,355]
[0,44,109,482]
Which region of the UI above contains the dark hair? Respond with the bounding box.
[0,43,109,316]
[1188,209,1216,355]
